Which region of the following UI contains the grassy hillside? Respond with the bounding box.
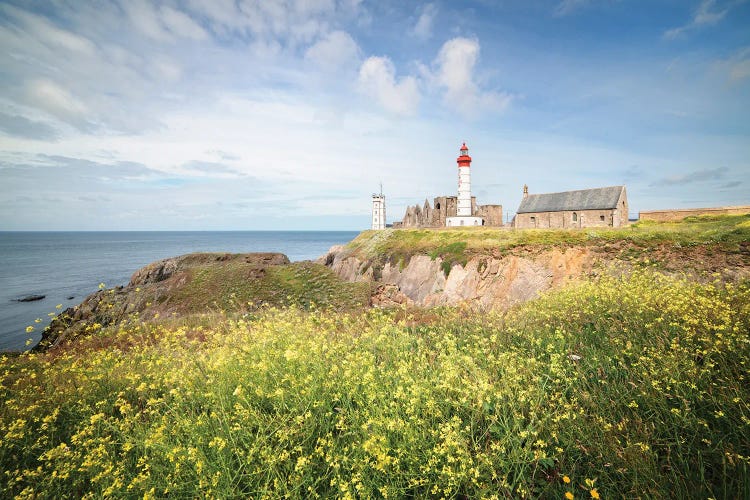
[37,257,371,350]
[343,214,750,265]
[2,270,749,498]
[169,260,371,313]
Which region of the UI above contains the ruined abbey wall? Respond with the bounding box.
[395,196,503,228]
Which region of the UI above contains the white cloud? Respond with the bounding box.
[122,0,174,42]
[1,4,97,55]
[122,1,209,42]
[185,0,360,48]
[412,3,437,40]
[304,30,360,69]
[26,80,90,128]
[159,6,209,40]
[664,0,730,39]
[554,0,592,16]
[358,56,420,116]
[728,47,750,82]
[432,37,511,117]
[152,59,183,82]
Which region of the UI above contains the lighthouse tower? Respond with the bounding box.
[446,142,484,227]
[371,184,386,230]
[456,142,472,216]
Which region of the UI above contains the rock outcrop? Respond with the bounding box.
[320,232,750,310]
[15,294,46,302]
[36,253,292,351]
[320,245,595,309]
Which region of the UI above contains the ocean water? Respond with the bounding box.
[0,231,359,352]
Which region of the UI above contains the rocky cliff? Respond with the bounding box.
[36,252,369,351]
[320,244,597,308]
[319,224,750,309]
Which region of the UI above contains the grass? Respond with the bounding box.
[1,269,748,498]
[345,214,750,263]
[37,260,372,351]
[172,260,371,313]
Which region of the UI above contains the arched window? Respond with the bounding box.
[436,202,441,210]
[572,212,578,222]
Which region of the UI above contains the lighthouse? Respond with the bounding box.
[371,184,386,230]
[456,142,472,216]
[446,142,484,227]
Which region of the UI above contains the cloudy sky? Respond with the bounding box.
[0,0,748,230]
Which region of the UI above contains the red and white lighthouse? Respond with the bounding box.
[446,142,484,227]
[456,142,472,217]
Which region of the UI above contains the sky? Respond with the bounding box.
[0,0,748,230]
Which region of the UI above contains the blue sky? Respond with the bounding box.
[0,0,748,230]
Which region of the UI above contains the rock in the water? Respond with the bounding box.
[16,294,45,302]
[67,296,75,300]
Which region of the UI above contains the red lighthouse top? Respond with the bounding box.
[457,142,472,167]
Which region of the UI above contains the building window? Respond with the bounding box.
[436,202,440,209]
[600,215,605,221]
[530,216,536,224]
[572,212,578,222]
[460,219,464,226]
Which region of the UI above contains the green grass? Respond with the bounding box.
[345,214,750,263]
[2,270,748,498]
[428,241,468,276]
[172,261,371,313]
[35,259,372,351]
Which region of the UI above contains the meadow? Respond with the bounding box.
[1,268,748,498]
[345,214,750,265]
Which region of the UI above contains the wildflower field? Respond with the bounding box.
[1,269,749,498]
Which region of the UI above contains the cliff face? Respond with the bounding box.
[320,235,750,309]
[321,245,595,308]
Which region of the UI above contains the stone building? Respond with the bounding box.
[394,196,503,228]
[514,185,628,229]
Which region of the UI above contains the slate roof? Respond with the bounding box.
[517,186,625,214]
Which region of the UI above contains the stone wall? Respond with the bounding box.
[477,204,503,226]
[639,206,750,222]
[398,196,503,228]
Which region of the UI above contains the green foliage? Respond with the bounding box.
[174,261,370,313]
[428,241,468,276]
[2,270,748,498]
[346,214,750,263]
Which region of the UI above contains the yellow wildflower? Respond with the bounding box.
[590,488,600,499]
[563,475,571,484]
[565,492,574,500]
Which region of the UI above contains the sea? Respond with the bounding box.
[0,231,359,352]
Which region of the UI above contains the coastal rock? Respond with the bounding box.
[37,252,293,351]
[15,294,45,302]
[322,245,596,309]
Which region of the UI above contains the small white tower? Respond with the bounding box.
[446,142,484,227]
[371,184,386,230]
